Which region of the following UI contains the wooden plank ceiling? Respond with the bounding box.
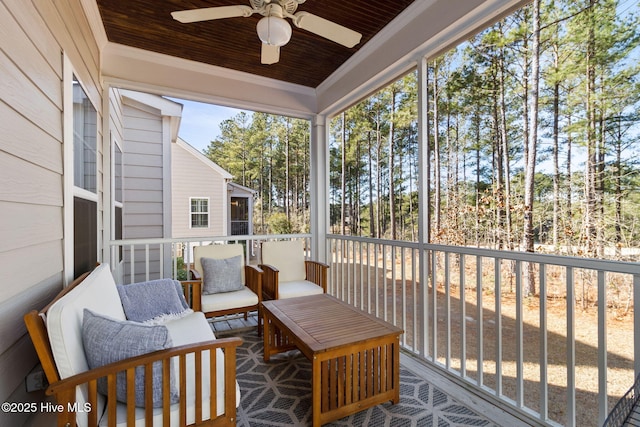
[96,0,416,88]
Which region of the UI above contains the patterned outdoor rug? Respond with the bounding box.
[226,329,497,427]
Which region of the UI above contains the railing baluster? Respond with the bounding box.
[130,244,135,284]
[635,272,640,377]
[383,244,388,322]
[392,245,397,327]
[477,255,483,387]
[566,266,576,427]
[445,251,451,369]
[159,243,164,278]
[460,254,466,377]
[412,247,417,352]
[432,249,437,363]
[495,257,502,397]
[359,241,364,311]
[375,242,380,318]
[401,246,407,347]
[515,260,523,407]
[539,263,548,420]
[145,244,150,281]
[597,270,607,425]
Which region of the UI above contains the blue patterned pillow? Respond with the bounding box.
[201,255,244,294]
[82,309,179,407]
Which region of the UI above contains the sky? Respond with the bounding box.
[168,97,246,153]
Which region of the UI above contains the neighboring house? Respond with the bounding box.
[171,137,232,238]
[228,182,256,236]
[114,90,182,283]
[117,92,255,281]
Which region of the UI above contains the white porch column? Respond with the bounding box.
[101,82,112,269]
[309,114,329,263]
[418,56,430,246]
[417,56,431,358]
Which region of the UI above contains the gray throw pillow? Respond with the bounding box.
[82,309,179,407]
[201,255,244,294]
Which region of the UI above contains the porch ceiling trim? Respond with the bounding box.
[101,43,318,119]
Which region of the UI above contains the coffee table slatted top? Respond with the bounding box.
[262,294,403,354]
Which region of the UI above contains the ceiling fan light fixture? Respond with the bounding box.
[257,16,292,47]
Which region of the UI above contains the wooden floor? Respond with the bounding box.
[209,311,530,427]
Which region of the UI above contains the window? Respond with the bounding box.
[71,74,98,278]
[190,198,209,228]
[73,76,97,193]
[113,142,123,262]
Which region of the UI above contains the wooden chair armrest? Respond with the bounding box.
[258,264,279,300]
[180,280,202,312]
[189,268,202,281]
[47,337,242,427]
[244,265,263,302]
[305,260,329,292]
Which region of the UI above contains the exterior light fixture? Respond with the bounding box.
[256,15,292,47]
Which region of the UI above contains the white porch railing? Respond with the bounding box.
[109,234,640,427]
[108,234,311,285]
[327,234,640,427]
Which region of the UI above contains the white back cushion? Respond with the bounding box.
[47,264,126,378]
[261,240,306,283]
[194,244,246,283]
[46,264,125,427]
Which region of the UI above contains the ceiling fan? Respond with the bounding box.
[171,0,362,65]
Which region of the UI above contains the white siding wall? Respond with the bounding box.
[171,143,227,238]
[0,0,103,425]
[121,103,166,282]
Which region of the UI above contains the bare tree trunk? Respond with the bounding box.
[285,118,290,220]
[552,58,560,249]
[433,60,442,237]
[376,109,382,238]
[475,122,481,247]
[614,121,623,259]
[498,39,513,249]
[388,88,397,240]
[493,63,505,250]
[523,0,541,296]
[368,132,375,237]
[566,114,574,253]
[584,0,598,257]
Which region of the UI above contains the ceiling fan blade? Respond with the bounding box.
[292,12,362,48]
[261,43,280,64]
[171,5,254,24]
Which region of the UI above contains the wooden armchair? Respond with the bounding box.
[24,266,241,427]
[185,244,262,334]
[259,239,329,300]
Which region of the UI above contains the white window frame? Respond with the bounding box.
[112,136,124,265]
[63,54,99,284]
[189,197,210,229]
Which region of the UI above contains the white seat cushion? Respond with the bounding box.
[100,311,241,426]
[278,280,324,299]
[201,286,259,313]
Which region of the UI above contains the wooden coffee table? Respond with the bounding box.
[262,294,403,426]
